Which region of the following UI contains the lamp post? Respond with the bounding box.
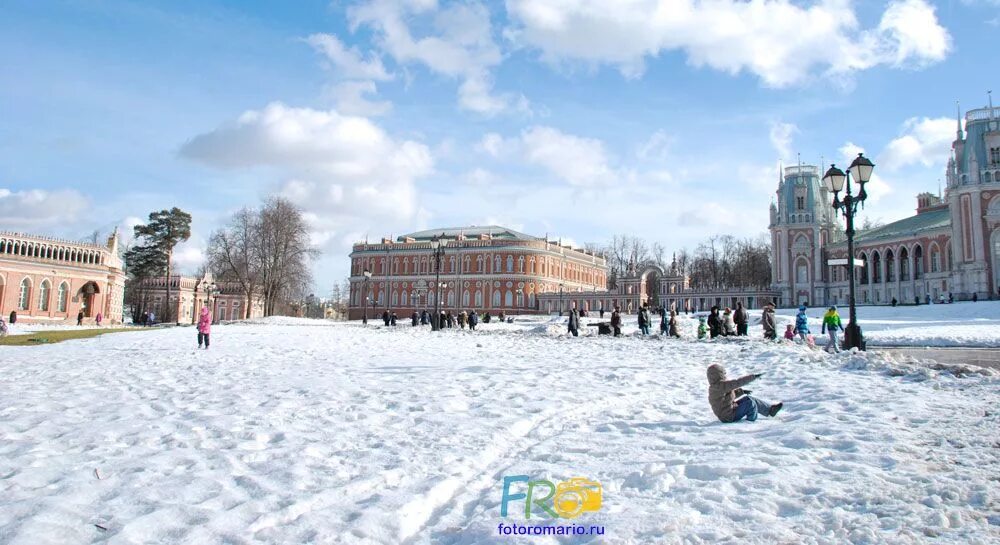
[822,152,874,351]
[430,235,447,331]
[558,283,564,316]
[362,269,372,324]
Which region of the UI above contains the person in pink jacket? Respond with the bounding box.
[197,306,212,349]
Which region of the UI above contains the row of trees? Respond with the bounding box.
[207,197,316,317]
[588,233,773,291]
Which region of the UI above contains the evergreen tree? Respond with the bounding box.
[132,208,192,322]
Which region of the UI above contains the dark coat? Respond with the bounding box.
[734,307,748,326]
[708,311,722,338]
[761,307,776,338]
[567,310,580,331]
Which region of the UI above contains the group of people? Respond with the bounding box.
[698,302,750,339]
[374,309,508,330]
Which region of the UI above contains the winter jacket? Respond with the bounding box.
[723,312,737,335]
[469,312,479,326]
[197,307,212,334]
[697,321,708,339]
[707,364,758,423]
[821,311,843,333]
[761,307,776,338]
[567,310,580,331]
[707,312,722,338]
[734,307,748,326]
[668,315,680,337]
[610,311,622,327]
[795,311,809,334]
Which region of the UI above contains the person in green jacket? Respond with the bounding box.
[821,306,844,353]
[697,316,708,339]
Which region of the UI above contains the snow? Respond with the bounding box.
[2,317,998,544]
[773,300,1000,347]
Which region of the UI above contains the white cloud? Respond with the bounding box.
[348,0,524,114]
[180,102,433,250]
[306,33,393,81]
[0,188,88,231]
[636,130,673,161]
[878,117,956,171]
[504,0,951,87]
[769,122,799,162]
[477,132,507,157]
[326,80,393,116]
[520,126,617,187]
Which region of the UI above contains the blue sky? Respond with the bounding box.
[2,0,998,291]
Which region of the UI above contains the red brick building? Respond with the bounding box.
[348,226,607,319]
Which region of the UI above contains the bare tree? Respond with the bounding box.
[207,208,260,319]
[255,197,318,316]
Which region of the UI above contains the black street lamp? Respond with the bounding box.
[362,269,372,325]
[430,234,447,331]
[823,152,875,351]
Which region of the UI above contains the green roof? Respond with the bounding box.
[397,226,540,242]
[854,208,951,244]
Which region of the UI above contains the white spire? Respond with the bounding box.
[956,101,964,140]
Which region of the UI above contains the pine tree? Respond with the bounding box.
[132,208,192,323]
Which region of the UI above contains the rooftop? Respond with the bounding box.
[396,226,541,242]
[854,208,951,244]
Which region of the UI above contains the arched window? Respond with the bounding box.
[930,245,940,272]
[57,282,68,312]
[518,256,525,273]
[475,291,483,307]
[18,278,31,310]
[859,253,869,284]
[494,255,501,272]
[504,290,513,306]
[872,251,882,283]
[401,291,408,306]
[528,293,536,308]
[462,290,470,307]
[38,280,51,311]
[914,245,923,279]
[795,259,809,284]
[506,255,514,273]
[447,291,455,306]
[899,247,910,281]
[391,290,398,306]
[449,255,456,273]
[885,249,895,282]
[492,290,501,307]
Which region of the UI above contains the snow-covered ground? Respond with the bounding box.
[773,300,1000,347]
[2,317,998,544]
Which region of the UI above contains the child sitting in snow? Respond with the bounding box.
[697,317,708,339]
[784,324,795,340]
[706,363,782,423]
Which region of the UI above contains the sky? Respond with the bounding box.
[1,0,998,292]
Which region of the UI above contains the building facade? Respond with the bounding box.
[0,230,126,323]
[131,273,265,324]
[771,104,1000,307]
[347,226,608,319]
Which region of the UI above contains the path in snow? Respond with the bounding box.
[1,319,998,544]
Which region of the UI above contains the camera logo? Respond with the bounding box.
[500,475,603,519]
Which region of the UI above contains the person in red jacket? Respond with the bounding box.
[197,306,212,349]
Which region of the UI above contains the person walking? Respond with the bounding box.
[77,310,84,326]
[707,306,722,339]
[382,310,390,326]
[197,306,212,349]
[795,305,810,342]
[567,303,580,337]
[468,310,479,331]
[734,302,748,336]
[761,304,776,340]
[411,311,419,326]
[668,310,680,338]
[821,306,844,353]
[459,311,467,329]
[610,305,622,337]
[599,307,605,319]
